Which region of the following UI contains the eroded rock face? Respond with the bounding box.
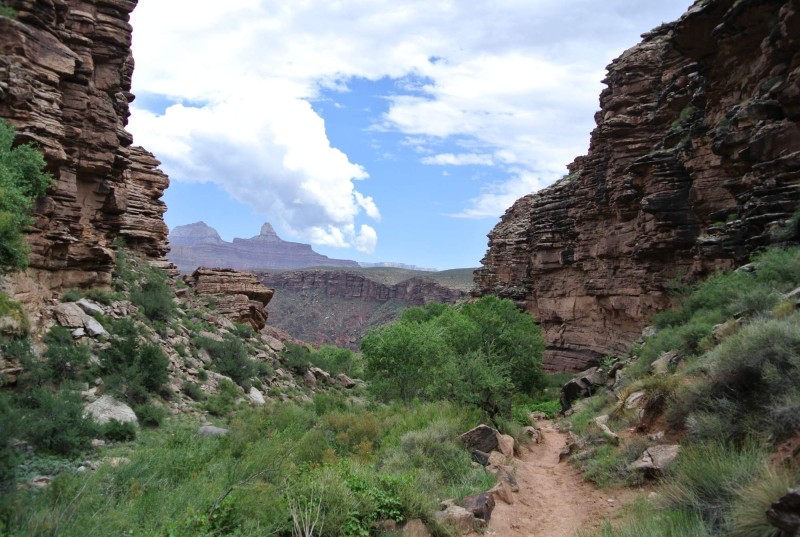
[0,0,169,295]
[185,267,275,331]
[475,0,800,371]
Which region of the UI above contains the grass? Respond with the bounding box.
[0,399,493,536]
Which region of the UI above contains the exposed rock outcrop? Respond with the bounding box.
[475,0,800,371]
[168,222,361,272]
[257,269,468,349]
[0,0,170,296]
[184,267,274,331]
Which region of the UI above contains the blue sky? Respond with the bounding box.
[128,1,691,270]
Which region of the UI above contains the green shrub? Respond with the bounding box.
[100,319,169,404]
[60,289,82,303]
[182,381,206,401]
[728,465,798,537]
[195,335,256,386]
[130,266,175,321]
[19,388,99,456]
[0,393,17,486]
[0,120,52,274]
[580,500,712,537]
[42,325,91,381]
[101,419,137,442]
[310,345,359,376]
[134,403,167,427]
[281,342,313,374]
[205,379,239,416]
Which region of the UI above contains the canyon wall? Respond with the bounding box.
[475,0,800,372]
[0,0,169,302]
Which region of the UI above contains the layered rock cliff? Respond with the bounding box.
[0,0,169,298]
[475,0,800,372]
[168,222,361,272]
[184,267,274,331]
[258,269,468,349]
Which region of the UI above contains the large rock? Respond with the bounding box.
[560,367,608,410]
[197,425,229,437]
[83,396,137,426]
[459,492,495,521]
[185,268,274,330]
[434,503,477,534]
[474,0,800,372]
[629,444,681,476]
[766,487,800,535]
[1,1,171,298]
[458,425,502,454]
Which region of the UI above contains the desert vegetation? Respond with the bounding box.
[567,247,800,537]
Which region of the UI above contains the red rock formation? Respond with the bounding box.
[168,222,361,272]
[0,0,169,294]
[475,0,800,372]
[186,267,274,331]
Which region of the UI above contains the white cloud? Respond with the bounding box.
[421,153,495,166]
[129,0,691,246]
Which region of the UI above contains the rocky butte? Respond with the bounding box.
[475,0,800,372]
[168,222,361,272]
[0,0,171,309]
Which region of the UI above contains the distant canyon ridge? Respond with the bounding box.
[168,222,360,272]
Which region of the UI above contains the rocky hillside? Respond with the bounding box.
[257,268,469,349]
[0,0,170,304]
[475,0,800,372]
[168,221,360,272]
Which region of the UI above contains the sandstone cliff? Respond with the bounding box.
[258,269,468,349]
[184,267,274,331]
[168,222,361,272]
[475,0,800,372]
[0,0,169,299]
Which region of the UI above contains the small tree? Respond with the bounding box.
[0,120,52,274]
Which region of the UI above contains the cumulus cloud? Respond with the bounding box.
[129,0,690,248]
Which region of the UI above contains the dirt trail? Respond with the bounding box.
[486,421,633,537]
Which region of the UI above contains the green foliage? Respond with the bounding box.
[100,318,169,404]
[0,1,16,18]
[16,388,99,456]
[579,500,712,537]
[42,325,91,382]
[60,289,82,303]
[181,380,206,401]
[0,393,17,487]
[512,399,561,423]
[310,344,360,376]
[130,266,176,322]
[0,120,52,274]
[204,379,239,416]
[101,420,137,442]
[133,403,166,428]
[195,335,256,386]
[362,296,544,423]
[0,292,29,338]
[281,342,313,373]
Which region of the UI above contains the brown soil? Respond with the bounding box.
[486,421,635,537]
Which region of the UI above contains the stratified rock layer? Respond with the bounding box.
[0,0,169,294]
[186,267,274,331]
[168,222,361,272]
[475,0,800,371]
[257,269,468,349]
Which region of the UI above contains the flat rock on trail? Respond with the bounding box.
[487,421,633,537]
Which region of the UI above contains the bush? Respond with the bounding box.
[729,465,798,537]
[182,381,206,401]
[18,388,99,456]
[205,379,240,416]
[281,342,313,374]
[134,403,167,427]
[101,419,137,442]
[0,120,52,274]
[310,345,359,376]
[60,289,82,302]
[0,393,17,487]
[130,267,175,322]
[43,325,91,381]
[196,335,256,386]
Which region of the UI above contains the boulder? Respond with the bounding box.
[459,492,495,521]
[83,395,138,426]
[766,487,800,535]
[497,433,515,458]
[197,425,229,437]
[402,519,431,537]
[470,450,490,466]
[629,445,680,476]
[303,370,317,389]
[489,480,515,505]
[458,424,501,453]
[76,299,104,317]
[248,387,266,405]
[433,504,476,534]
[337,373,356,389]
[84,316,108,337]
[590,416,620,445]
[523,426,541,443]
[560,367,608,410]
[650,351,680,376]
[53,303,87,328]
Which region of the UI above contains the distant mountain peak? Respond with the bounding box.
[169,221,224,245]
[251,222,281,241]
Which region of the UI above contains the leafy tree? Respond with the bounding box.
[0,120,52,274]
[361,296,545,422]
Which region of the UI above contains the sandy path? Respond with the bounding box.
[486,421,632,537]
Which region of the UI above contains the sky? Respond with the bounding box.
[128,0,691,270]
